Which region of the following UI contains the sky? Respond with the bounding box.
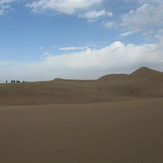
[0,0,163,82]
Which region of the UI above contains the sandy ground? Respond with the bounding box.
[0,98,163,163]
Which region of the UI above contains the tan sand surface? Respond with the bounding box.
[0,98,163,163]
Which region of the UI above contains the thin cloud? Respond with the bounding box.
[79,10,113,22]
[122,3,163,28]
[0,0,16,15]
[26,0,103,15]
[105,2,163,39]
[120,30,138,37]
[59,46,88,51]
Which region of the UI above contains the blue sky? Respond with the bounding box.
[0,0,163,82]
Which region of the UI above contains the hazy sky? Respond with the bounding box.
[0,0,163,82]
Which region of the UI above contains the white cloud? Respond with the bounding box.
[42,51,50,56]
[119,2,163,39]
[26,0,103,15]
[1,40,163,82]
[59,46,87,51]
[79,10,113,22]
[0,0,16,15]
[122,3,163,28]
[120,30,138,37]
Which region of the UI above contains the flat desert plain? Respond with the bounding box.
[0,67,163,163]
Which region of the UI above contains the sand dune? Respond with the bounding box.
[0,67,163,106]
[130,67,163,80]
[98,67,163,81]
[0,67,163,162]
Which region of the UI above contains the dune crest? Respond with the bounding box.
[98,67,163,81]
[97,74,128,81]
[130,67,163,80]
[0,67,163,106]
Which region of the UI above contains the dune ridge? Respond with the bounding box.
[0,67,163,106]
[98,67,163,81]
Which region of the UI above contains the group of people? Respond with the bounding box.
[6,80,26,83]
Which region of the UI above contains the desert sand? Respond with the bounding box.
[0,67,163,163]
